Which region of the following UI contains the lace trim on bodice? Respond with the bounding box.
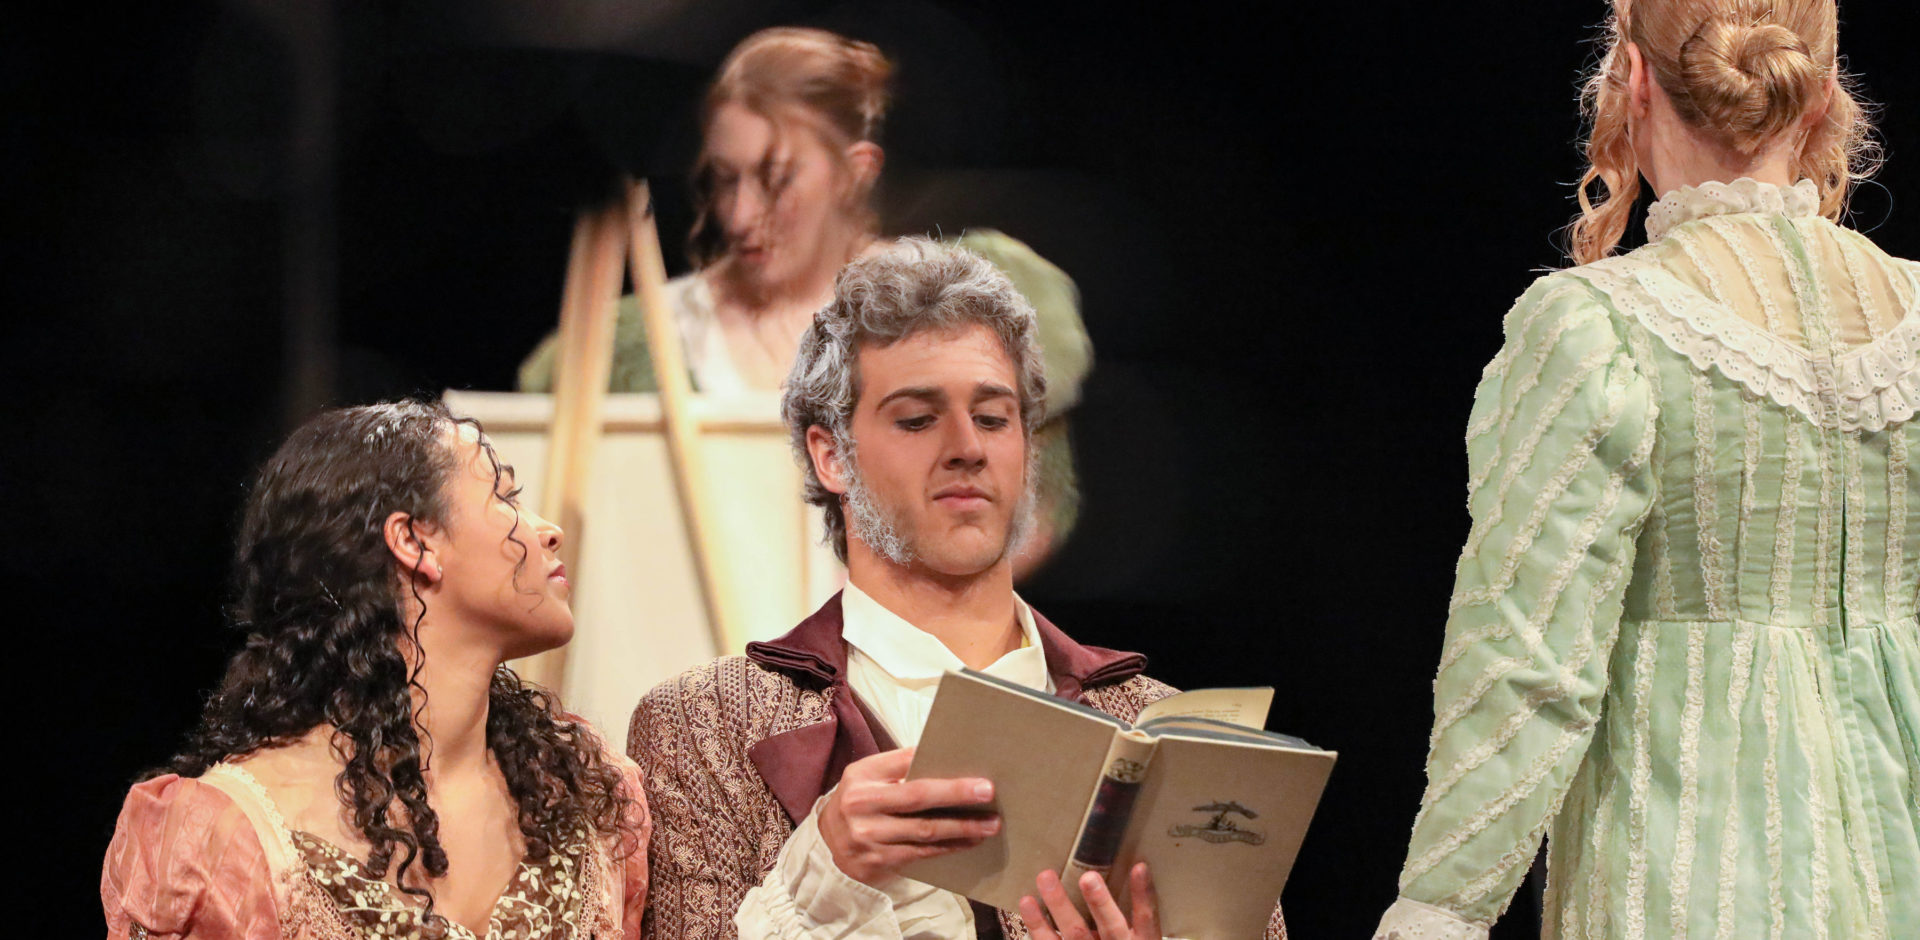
[294,830,600,940]
[208,763,613,940]
[1645,177,1821,243]
[1576,256,1920,432]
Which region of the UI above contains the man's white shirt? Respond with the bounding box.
[733,582,1050,938]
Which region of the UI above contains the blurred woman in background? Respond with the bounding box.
[1376,1,1917,937]
[101,400,648,939]
[520,27,1091,575]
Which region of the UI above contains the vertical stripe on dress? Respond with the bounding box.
[1625,327,1680,619]
[1738,395,1763,612]
[1889,425,1910,618]
[1711,624,1759,940]
[1844,436,1867,615]
[1584,770,1617,940]
[1770,421,1807,620]
[1813,431,1837,627]
[1762,641,1786,940]
[1624,624,1661,940]
[1789,632,1835,940]
[1693,372,1729,618]
[1802,227,1842,627]
[1764,224,1812,337]
[1668,621,1709,937]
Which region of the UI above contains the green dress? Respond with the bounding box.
[1377,179,1920,940]
[517,229,1092,543]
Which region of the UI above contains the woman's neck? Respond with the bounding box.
[1640,115,1801,199]
[403,627,499,781]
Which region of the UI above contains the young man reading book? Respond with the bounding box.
[628,239,1289,939]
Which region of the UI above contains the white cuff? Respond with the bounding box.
[1371,898,1487,940]
[734,791,974,939]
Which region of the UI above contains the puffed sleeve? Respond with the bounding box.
[517,294,661,393]
[1375,275,1659,938]
[101,775,281,940]
[949,229,1091,414]
[951,229,1091,544]
[607,751,653,936]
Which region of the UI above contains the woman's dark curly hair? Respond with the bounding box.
[153,399,637,926]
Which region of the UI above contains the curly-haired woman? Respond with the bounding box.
[101,400,649,939]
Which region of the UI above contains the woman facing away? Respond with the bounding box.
[1376,1,1917,938]
[101,401,649,939]
[518,26,1093,573]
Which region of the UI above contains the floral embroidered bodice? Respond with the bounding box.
[1378,179,1920,940]
[211,763,614,940]
[293,828,599,940]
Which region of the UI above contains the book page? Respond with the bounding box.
[1134,686,1274,729]
[1110,735,1335,937]
[901,670,1121,910]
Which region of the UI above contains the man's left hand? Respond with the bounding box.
[1020,862,1162,940]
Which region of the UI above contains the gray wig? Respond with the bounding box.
[781,237,1048,562]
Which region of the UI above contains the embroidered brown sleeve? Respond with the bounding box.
[628,658,803,940]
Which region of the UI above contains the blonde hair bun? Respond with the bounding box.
[1679,13,1821,154]
[1569,0,1879,264]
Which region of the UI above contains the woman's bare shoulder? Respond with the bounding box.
[225,728,358,846]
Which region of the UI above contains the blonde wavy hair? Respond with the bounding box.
[1571,0,1880,264]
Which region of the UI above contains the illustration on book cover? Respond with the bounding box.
[1169,801,1266,845]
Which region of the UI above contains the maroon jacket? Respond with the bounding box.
[627,593,1287,939]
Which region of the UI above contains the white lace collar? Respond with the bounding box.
[1645,177,1821,242]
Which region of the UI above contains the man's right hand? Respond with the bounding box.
[816,747,1000,886]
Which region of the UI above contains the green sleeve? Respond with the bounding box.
[950,229,1093,414]
[515,295,663,393]
[1396,275,1659,925]
[949,229,1092,545]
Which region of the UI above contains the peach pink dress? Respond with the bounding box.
[101,758,649,940]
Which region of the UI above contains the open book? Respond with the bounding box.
[901,669,1335,938]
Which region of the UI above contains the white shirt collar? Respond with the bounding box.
[840,581,1052,745]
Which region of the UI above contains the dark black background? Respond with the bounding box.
[13,2,1920,936]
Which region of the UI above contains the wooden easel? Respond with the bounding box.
[514,181,741,692]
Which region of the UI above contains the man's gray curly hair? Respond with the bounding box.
[781,237,1047,563]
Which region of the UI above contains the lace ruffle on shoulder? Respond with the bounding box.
[1575,258,1918,432]
[1645,178,1820,242]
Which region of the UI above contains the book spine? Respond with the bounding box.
[1060,730,1156,913]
